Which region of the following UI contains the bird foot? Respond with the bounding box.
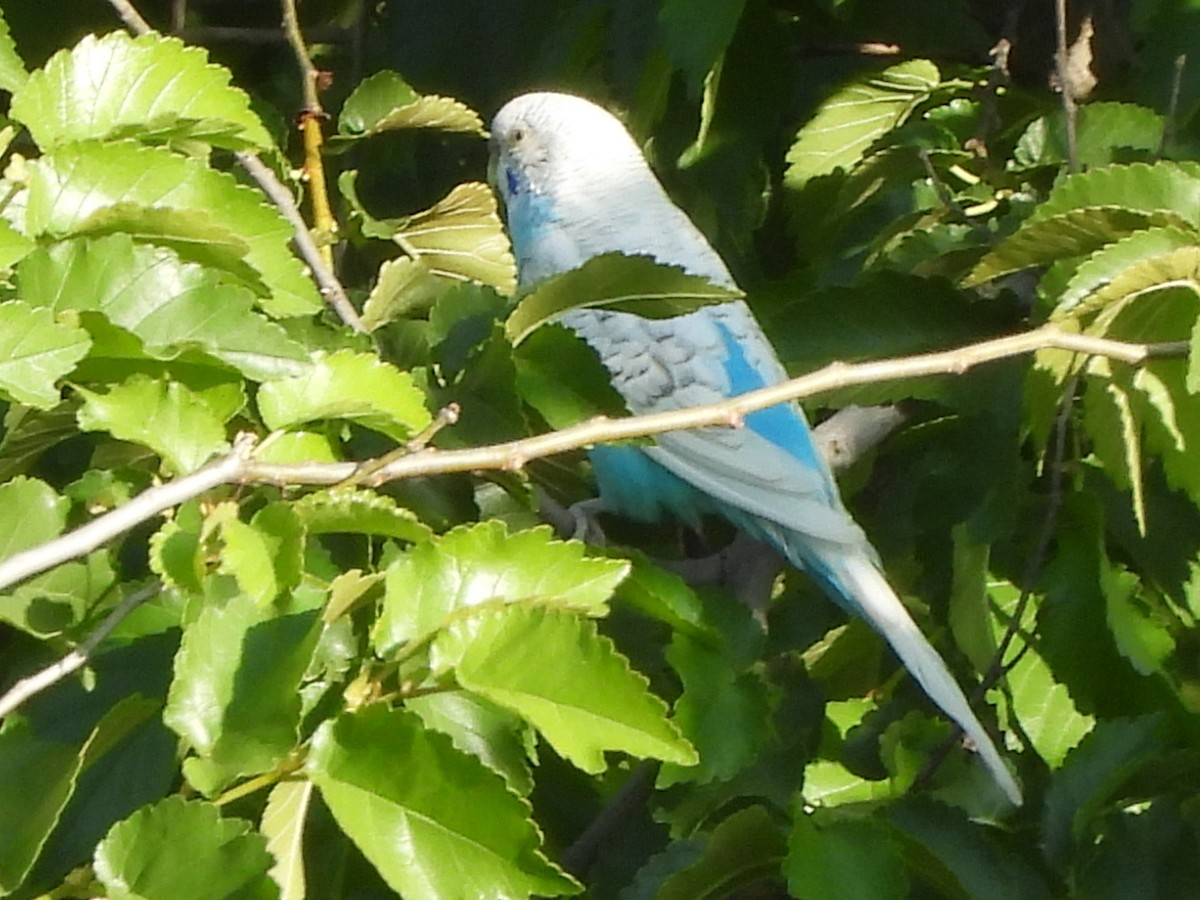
[537,490,609,545]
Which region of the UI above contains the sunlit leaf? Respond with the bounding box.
[26,141,320,317]
[337,70,484,136]
[257,349,431,441]
[94,797,277,900]
[433,604,697,772]
[785,59,940,189]
[0,7,27,94]
[393,182,517,295]
[308,706,579,899]
[19,236,309,381]
[373,521,627,655]
[75,376,229,475]
[0,301,89,409]
[505,252,739,345]
[261,780,312,900]
[12,31,270,150]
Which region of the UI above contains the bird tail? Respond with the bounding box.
[819,551,1022,805]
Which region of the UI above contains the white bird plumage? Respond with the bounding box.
[490,91,1021,805]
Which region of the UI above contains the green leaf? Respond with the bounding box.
[659,0,747,87]
[261,781,312,900]
[657,805,786,900]
[505,252,740,346]
[1006,639,1094,769]
[433,604,697,772]
[965,573,1091,773]
[252,431,339,465]
[360,256,446,332]
[0,7,28,93]
[513,323,631,428]
[75,376,229,475]
[0,218,34,269]
[164,591,321,793]
[1033,161,1200,226]
[150,511,204,597]
[1013,102,1165,170]
[307,705,579,899]
[784,59,940,189]
[94,797,277,900]
[373,521,628,655]
[1042,716,1167,867]
[213,510,279,605]
[801,759,897,806]
[405,692,534,795]
[1052,226,1200,320]
[0,301,90,409]
[26,141,320,317]
[886,800,1052,900]
[2,551,116,637]
[257,349,431,441]
[764,271,1004,409]
[12,31,271,150]
[658,634,771,786]
[291,488,432,543]
[963,208,1190,287]
[947,526,1000,674]
[1084,362,1147,530]
[0,717,83,894]
[785,809,907,900]
[1065,244,1200,326]
[19,236,309,381]
[69,203,263,292]
[392,182,517,295]
[610,553,710,638]
[1103,567,1175,676]
[337,70,484,136]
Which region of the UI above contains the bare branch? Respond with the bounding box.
[1053,0,1081,173]
[232,151,365,332]
[0,325,1185,592]
[105,0,153,33]
[0,581,162,720]
[0,435,257,591]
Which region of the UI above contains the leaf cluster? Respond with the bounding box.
[1,2,1200,900]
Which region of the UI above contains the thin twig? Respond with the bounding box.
[233,151,366,332]
[1054,0,1080,173]
[281,0,338,270]
[0,326,1186,593]
[1161,54,1187,157]
[341,403,461,487]
[990,374,1078,680]
[0,435,257,591]
[915,376,1078,790]
[0,581,162,720]
[106,0,153,32]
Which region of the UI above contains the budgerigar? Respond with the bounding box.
[489,91,1021,805]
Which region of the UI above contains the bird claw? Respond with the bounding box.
[536,490,609,545]
[566,497,609,545]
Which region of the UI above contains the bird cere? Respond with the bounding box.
[489,91,1022,806]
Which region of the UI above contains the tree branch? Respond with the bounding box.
[0,325,1185,592]
[0,581,162,720]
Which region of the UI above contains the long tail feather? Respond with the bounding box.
[827,553,1022,804]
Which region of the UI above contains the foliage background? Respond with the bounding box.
[2,0,1200,898]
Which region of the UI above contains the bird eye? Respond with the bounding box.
[511,126,525,143]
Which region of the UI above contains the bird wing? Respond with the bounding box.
[562,301,867,552]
